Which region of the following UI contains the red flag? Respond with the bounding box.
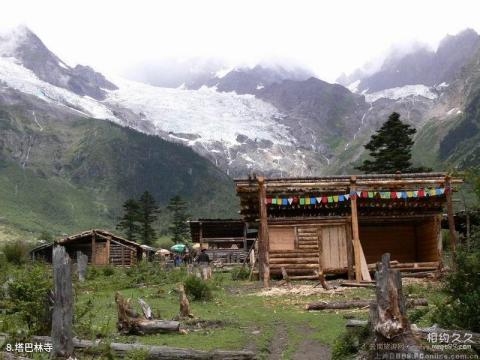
[362,191,368,198]
[418,189,425,197]
[266,197,272,204]
[391,191,397,199]
[322,196,328,204]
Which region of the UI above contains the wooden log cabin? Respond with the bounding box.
[234,173,462,283]
[30,229,154,266]
[189,219,256,263]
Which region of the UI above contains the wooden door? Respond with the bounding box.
[95,242,108,265]
[320,225,348,271]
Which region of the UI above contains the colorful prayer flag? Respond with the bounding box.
[333,195,339,202]
[300,197,305,205]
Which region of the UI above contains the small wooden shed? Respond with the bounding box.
[30,229,153,266]
[235,173,462,282]
[189,219,256,263]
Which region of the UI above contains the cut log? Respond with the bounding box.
[76,251,88,282]
[341,281,375,289]
[51,245,74,358]
[115,292,180,334]
[30,335,256,360]
[306,298,427,311]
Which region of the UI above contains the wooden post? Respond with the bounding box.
[445,175,458,261]
[258,176,270,287]
[77,251,88,282]
[52,246,74,358]
[91,230,96,265]
[350,176,362,283]
[199,222,203,250]
[106,236,111,265]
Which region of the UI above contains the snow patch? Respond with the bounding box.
[106,76,293,147]
[0,56,116,120]
[365,84,437,103]
[347,80,361,93]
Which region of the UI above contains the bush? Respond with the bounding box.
[231,266,249,281]
[102,265,115,277]
[2,240,29,265]
[184,276,212,301]
[4,264,52,335]
[332,325,370,360]
[432,247,480,332]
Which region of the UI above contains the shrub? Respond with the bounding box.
[184,276,212,301]
[2,240,29,265]
[332,325,370,360]
[431,247,480,332]
[231,266,250,281]
[5,264,52,335]
[102,265,115,277]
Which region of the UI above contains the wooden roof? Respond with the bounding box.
[234,173,463,222]
[31,229,147,254]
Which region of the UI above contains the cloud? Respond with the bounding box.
[1,0,479,82]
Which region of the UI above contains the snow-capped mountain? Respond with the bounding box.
[338,29,480,95]
[0,26,326,177]
[1,26,478,179]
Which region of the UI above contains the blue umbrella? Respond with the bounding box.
[170,244,187,253]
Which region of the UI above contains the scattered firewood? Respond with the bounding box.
[115,292,180,335]
[30,335,256,359]
[306,298,427,311]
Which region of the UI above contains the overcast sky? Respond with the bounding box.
[1,0,479,82]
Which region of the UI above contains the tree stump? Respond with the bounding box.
[370,253,424,357]
[76,251,88,282]
[178,284,193,319]
[51,245,74,358]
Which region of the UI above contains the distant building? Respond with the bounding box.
[189,219,257,263]
[30,229,154,266]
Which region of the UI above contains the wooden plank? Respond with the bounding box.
[350,177,362,283]
[359,244,372,281]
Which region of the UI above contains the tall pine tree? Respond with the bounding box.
[167,195,190,243]
[116,199,141,241]
[355,112,428,174]
[137,191,160,245]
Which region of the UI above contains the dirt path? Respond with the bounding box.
[267,322,332,360]
[268,322,289,360]
[292,339,331,360]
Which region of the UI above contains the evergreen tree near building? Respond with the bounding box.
[167,195,191,243]
[355,112,429,174]
[137,191,160,246]
[116,198,141,241]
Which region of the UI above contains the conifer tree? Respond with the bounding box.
[137,191,160,245]
[116,199,141,241]
[167,195,191,243]
[356,112,427,174]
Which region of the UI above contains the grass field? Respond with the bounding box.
[0,261,450,360]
